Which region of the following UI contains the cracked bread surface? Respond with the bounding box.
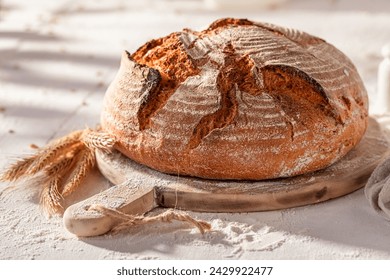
[101,18,368,180]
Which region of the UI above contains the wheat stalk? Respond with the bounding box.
[26,130,83,175]
[1,128,117,215]
[39,146,86,214]
[38,156,79,214]
[45,154,77,177]
[61,148,96,197]
[40,176,63,215]
[0,130,83,182]
[0,154,38,181]
[81,129,116,152]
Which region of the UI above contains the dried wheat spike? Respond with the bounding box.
[0,130,83,182]
[40,176,63,215]
[1,128,117,215]
[0,154,38,181]
[81,129,116,153]
[26,130,83,175]
[45,152,80,178]
[61,147,96,197]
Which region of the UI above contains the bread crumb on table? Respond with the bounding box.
[29,144,39,149]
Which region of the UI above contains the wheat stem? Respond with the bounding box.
[1,128,117,215]
[81,129,116,152]
[40,176,63,215]
[0,154,38,181]
[61,148,96,197]
[27,131,83,175]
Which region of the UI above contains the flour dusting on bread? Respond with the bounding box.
[101,18,368,180]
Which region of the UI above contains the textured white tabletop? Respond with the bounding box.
[1,0,390,259]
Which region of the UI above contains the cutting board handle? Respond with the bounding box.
[63,184,156,237]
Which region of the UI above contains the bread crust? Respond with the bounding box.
[101,18,368,180]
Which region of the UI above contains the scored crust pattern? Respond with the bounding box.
[101,18,368,180]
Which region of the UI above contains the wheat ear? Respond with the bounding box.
[81,129,116,152]
[40,176,63,215]
[0,130,83,182]
[62,148,96,197]
[1,128,117,215]
[1,154,38,181]
[26,130,83,175]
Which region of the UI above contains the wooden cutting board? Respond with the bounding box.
[64,118,389,236]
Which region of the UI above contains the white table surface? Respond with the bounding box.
[1,0,390,259]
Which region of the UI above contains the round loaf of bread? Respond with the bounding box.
[101,18,368,180]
